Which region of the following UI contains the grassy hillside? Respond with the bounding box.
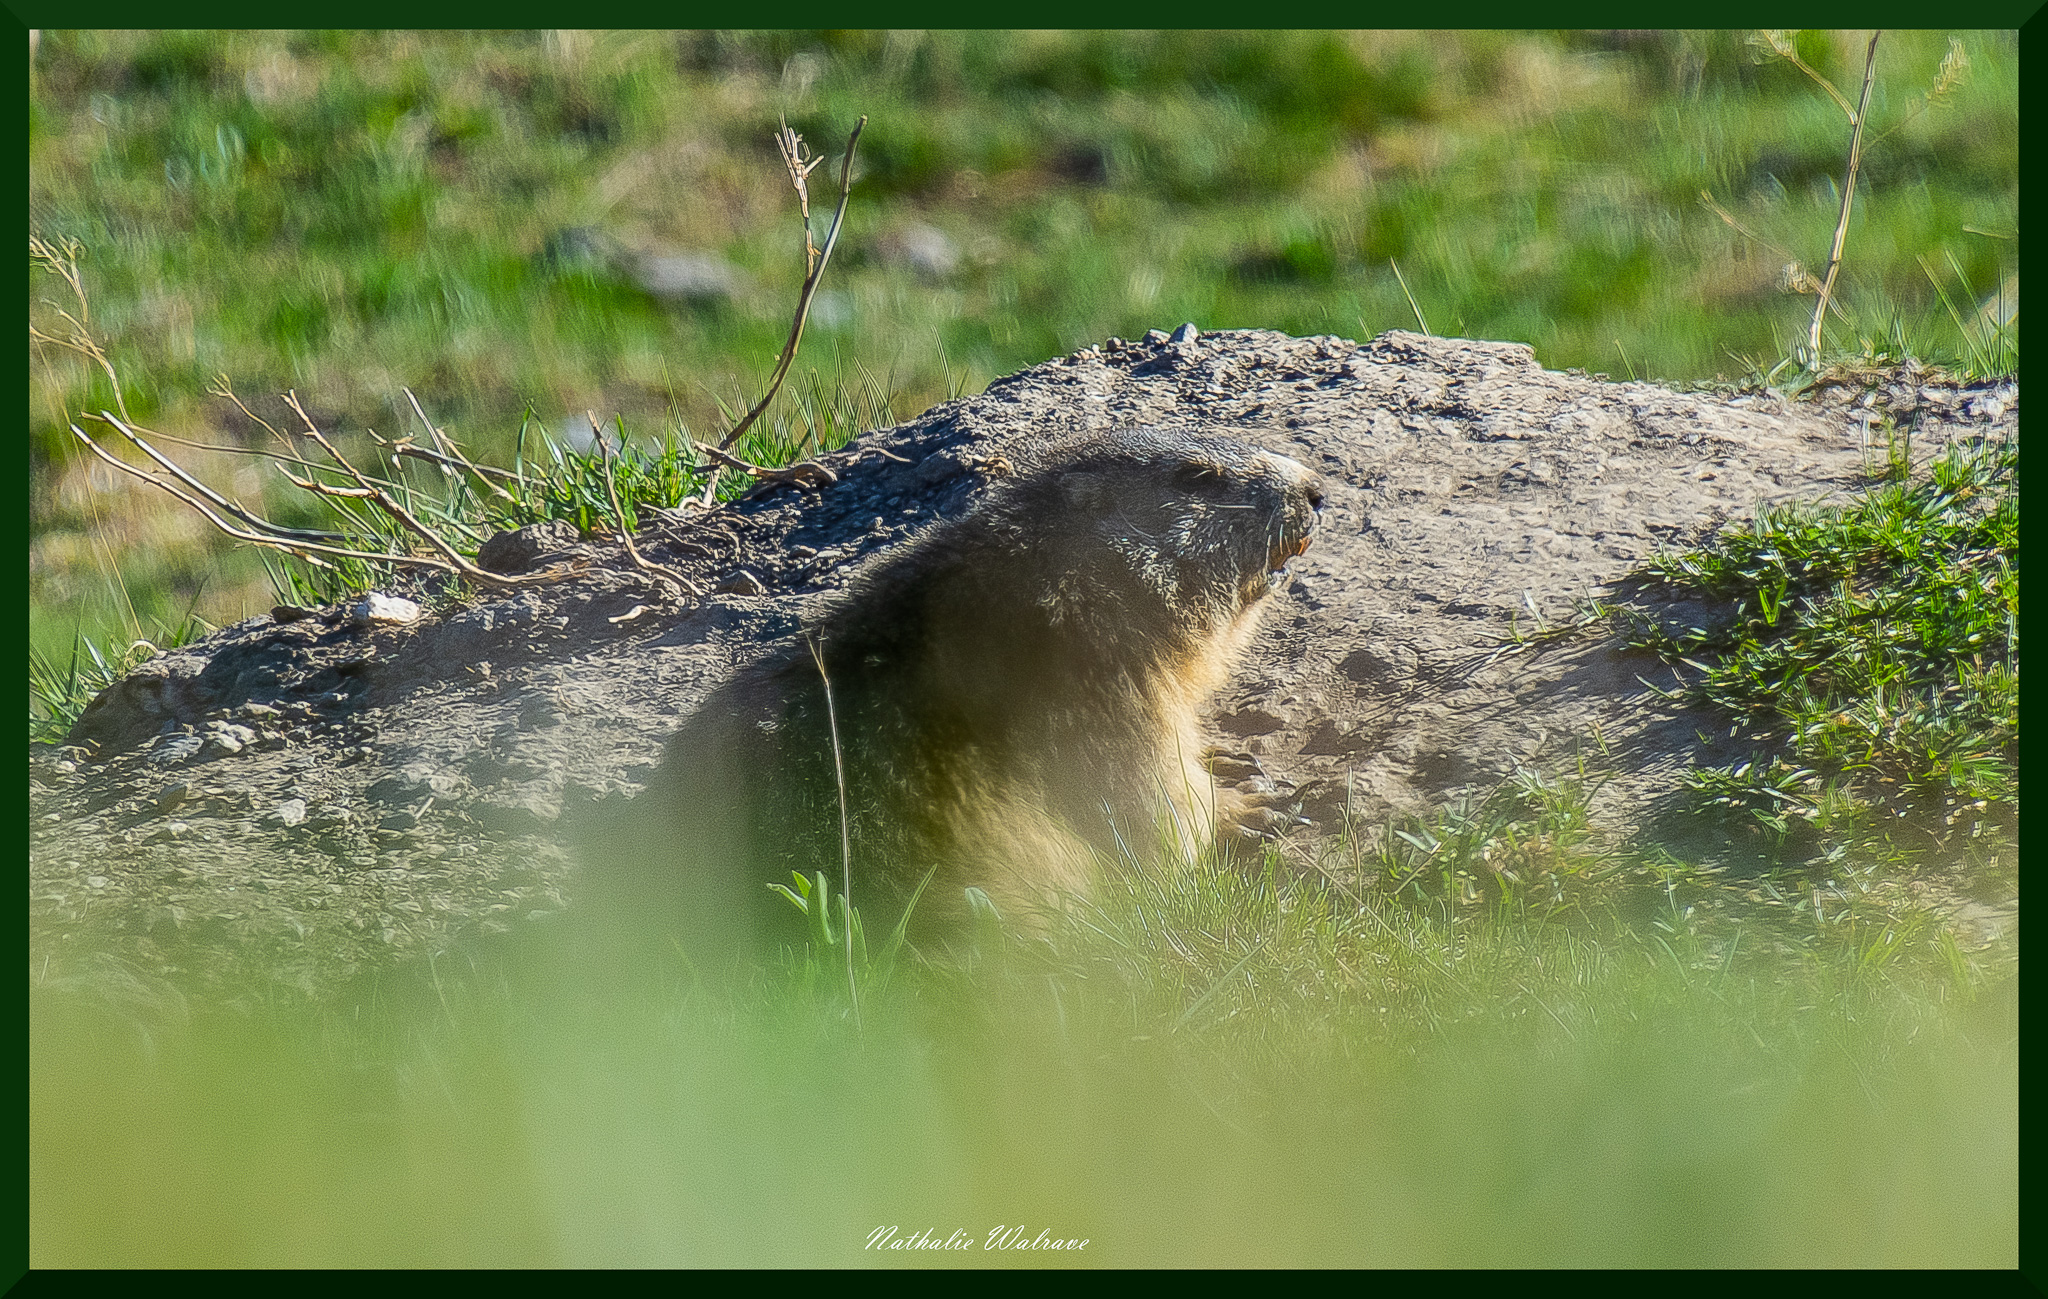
[28,29,2019,663]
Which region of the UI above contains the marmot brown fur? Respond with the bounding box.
[600,427,1324,954]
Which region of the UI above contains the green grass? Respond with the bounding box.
[1610,433,2017,884]
[29,29,2020,661]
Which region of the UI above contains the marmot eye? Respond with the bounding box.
[1176,462,1226,490]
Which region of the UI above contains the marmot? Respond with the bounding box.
[599,427,1324,955]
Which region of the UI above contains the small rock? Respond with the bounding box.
[201,721,257,756]
[238,702,283,721]
[369,768,466,803]
[1169,322,1200,345]
[148,733,204,766]
[85,875,109,889]
[271,798,309,827]
[713,569,767,596]
[1964,390,2011,423]
[476,520,582,575]
[624,249,747,303]
[1143,328,1170,345]
[350,593,423,628]
[271,604,314,623]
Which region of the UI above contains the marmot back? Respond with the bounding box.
[598,427,1324,956]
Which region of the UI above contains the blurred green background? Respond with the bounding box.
[27,29,2019,671]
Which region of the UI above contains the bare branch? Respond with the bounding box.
[86,411,353,545]
[277,392,577,587]
[71,423,434,573]
[384,440,524,484]
[37,238,581,601]
[283,393,471,567]
[692,440,839,489]
[703,115,868,502]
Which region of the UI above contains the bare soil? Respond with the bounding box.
[28,329,2019,1001]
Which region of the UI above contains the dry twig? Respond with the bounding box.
[273,392,565,586]
[693,440,839,490]
[72,416,429,572]
[1756,30,1858,118]
[698,115,867,504]
[396,388,517,499]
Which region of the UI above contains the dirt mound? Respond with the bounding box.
[29,329,2018,996]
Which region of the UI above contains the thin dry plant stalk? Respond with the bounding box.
[1758,30,1859,118]
[692,440,838,490]
[72,414,428,572]
[398,388,517,499]
[1807,31,1883,364]
[699,115,867,502]
[1810,32,1884,364]
[807,633,861,1025]
[274,391,568,587]
[35,236,570,586]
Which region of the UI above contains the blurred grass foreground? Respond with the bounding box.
[28,29,2018,664]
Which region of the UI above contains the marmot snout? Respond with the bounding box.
[606,427,1324,951]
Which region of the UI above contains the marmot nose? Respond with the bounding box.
[1306,480,1326,511]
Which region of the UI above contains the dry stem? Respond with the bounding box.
[692,440,839,490]
[807,633,861,1026]
[1807,31,1883,364]
[698,115,867,503]
[400,388,516,500]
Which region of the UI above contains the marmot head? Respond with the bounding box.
[989,427,1325,645]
